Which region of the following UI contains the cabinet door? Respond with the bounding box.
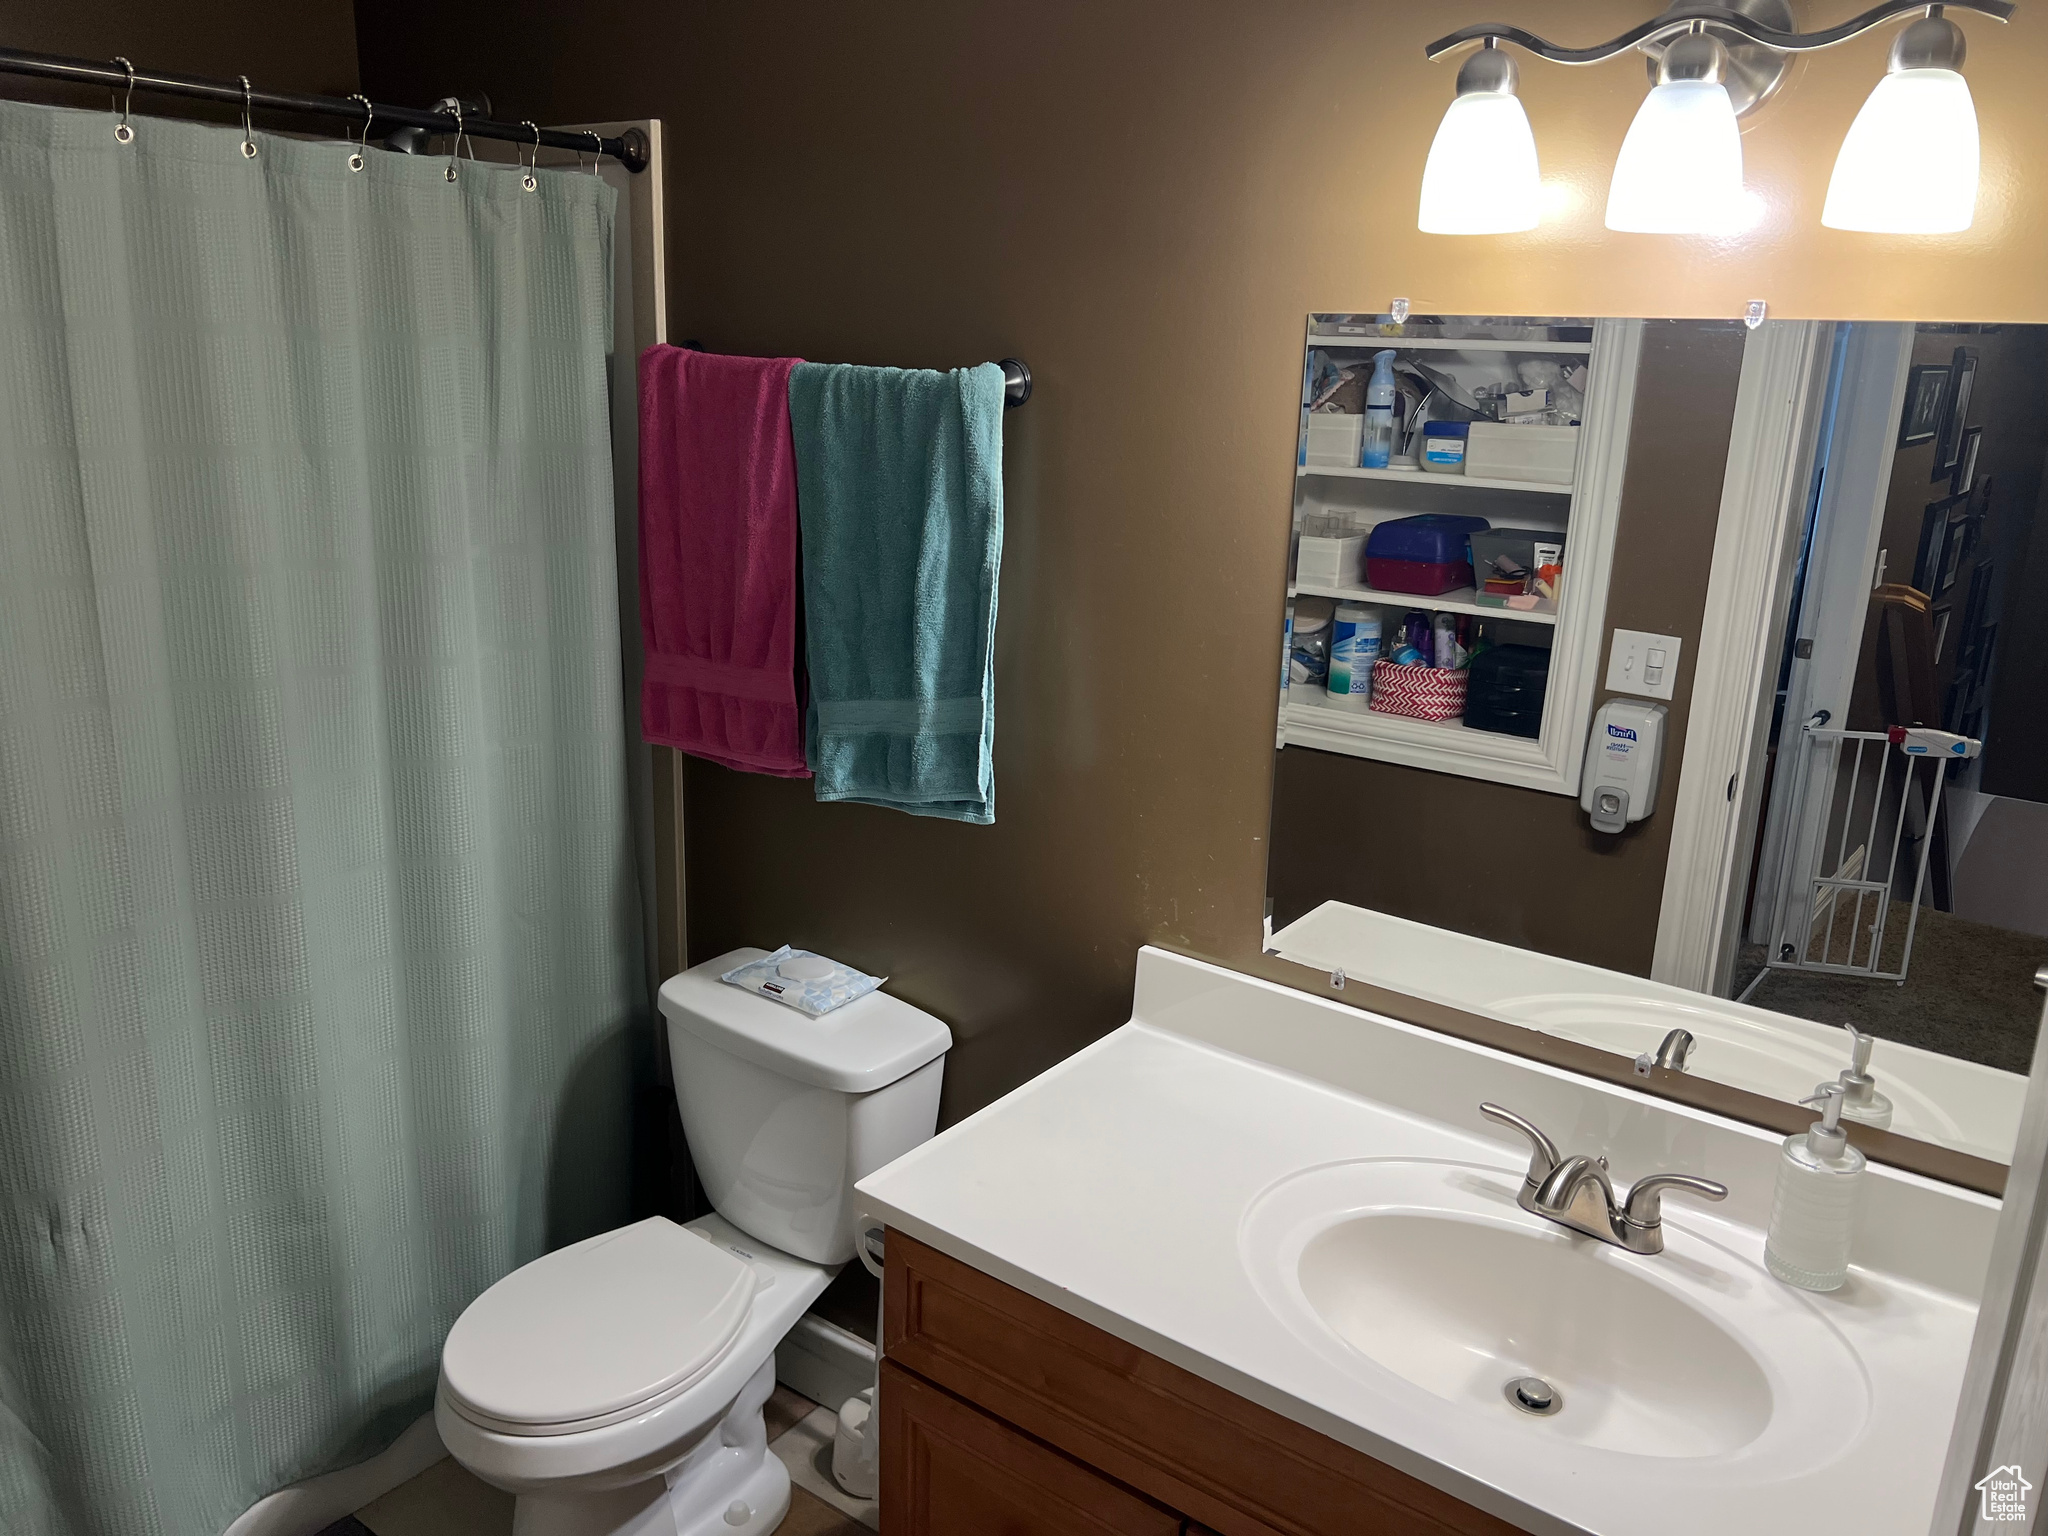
[882,1359,1182,1536]
[886,1230,1527,1535]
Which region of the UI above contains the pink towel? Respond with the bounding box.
[638,346,810,776]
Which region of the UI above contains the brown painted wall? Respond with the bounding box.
[1986,434,2048,801]
[353,1,2048,1122]
[0,2,359,106]
[1270,323,1747,973]
[1847,327,2048,745]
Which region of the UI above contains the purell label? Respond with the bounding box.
[1608,724,1639,742]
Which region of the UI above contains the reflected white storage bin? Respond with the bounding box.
[1304,414,1365,468]
[1465,422,1580,485]
[1295,531,1367,588]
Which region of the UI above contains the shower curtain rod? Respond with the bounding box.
[0,45,650,172]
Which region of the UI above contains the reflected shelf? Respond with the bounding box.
[1288,578,1559,625]
[1306,334,1594,354]
[1297,464,1573,495]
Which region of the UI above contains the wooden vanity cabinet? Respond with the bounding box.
[881,1230,1525,1536]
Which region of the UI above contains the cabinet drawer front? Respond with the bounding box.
[885,1232,1525,1536]
[882,1358,1182,1536]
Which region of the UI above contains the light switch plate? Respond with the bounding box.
[1606,629,1682,701]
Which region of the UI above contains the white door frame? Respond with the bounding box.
[1745,323,1914,957]
[1933,987,2048,1535]
[1651,321,1835,993]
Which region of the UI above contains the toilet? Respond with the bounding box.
[435,947,951,1536]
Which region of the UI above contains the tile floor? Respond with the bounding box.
[323,1385,874,1536]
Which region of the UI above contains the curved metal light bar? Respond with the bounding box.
[1424,0,2014,65]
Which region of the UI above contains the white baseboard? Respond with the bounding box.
[222,1413,445,1536]
[776,1311,876,1413]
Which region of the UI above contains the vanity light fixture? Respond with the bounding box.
[1605,26,1748,233]
[1418,0,2012,236]
[1417,41,1543,234]
[1823,10,1981,232]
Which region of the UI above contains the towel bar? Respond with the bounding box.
[999,358,1032,409]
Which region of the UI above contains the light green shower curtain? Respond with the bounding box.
[0,100,642,1533]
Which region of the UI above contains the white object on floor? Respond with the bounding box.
[770,1400,880,1531]
[431,948,949,1536]
[774,1311,876,1416]
[222,1413,445,1536]
[831,1389,878,1500]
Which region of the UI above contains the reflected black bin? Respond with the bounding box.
[1464,644,1551,739]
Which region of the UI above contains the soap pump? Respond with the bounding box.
[1361,350,1397,469]
[1815,1023,1894,1130]
[1764,1082,1866,1293]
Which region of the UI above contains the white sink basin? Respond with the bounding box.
[1243,1159,1870,1474]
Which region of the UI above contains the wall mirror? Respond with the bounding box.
[1263,312,2047,1188]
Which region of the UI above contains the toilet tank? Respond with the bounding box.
[659,949,951,1265]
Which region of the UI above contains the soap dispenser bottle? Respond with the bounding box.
[1361,350,1397,468]
[1815,1024,1894,1130]
[1765,1082,1865,1292]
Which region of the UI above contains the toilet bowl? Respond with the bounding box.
[436,949,950,1536]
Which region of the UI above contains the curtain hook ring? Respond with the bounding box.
[347,93,372,172]
[519,120,540,192]
[111,57,137,143]
[585,130,603,176]
[444,100,463,182]
[238,75,257,158]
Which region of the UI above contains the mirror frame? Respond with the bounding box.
[1190,941,2006,1196]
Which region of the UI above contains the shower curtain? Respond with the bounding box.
[0,100,642,1534]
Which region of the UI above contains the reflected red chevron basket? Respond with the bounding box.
[1368,659,1467,722]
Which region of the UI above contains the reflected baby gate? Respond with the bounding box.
[1747,716,1980,994]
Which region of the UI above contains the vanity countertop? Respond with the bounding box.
[855,947,1994,1536]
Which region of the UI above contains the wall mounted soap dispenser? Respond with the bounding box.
[1580,698,1667,833]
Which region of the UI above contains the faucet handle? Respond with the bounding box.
[1479,1103,1562,1186]
[1622,1172,1729,1231]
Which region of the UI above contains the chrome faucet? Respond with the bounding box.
[1479,1103,1728,1255]
[1653,1027,1696,1071]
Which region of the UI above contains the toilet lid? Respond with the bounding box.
[441,1217,755,1435]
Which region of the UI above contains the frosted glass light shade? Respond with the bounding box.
[1418,90,1542,234]
[1823,68,1979,233]
[1604,79,1746,234]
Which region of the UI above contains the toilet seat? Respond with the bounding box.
[441,1218,755,1437]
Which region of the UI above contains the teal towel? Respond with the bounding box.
[789,361,1006,823]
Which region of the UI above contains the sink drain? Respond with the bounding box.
[1504,1376,1562,1416]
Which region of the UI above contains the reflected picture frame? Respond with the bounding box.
[1953,424,1983,495]
[1933,604,1953,665]
[1941,510,1974,592]
[1915,494,1968,592]
[1934,346,1978,479]
[1900,363,1950,446]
